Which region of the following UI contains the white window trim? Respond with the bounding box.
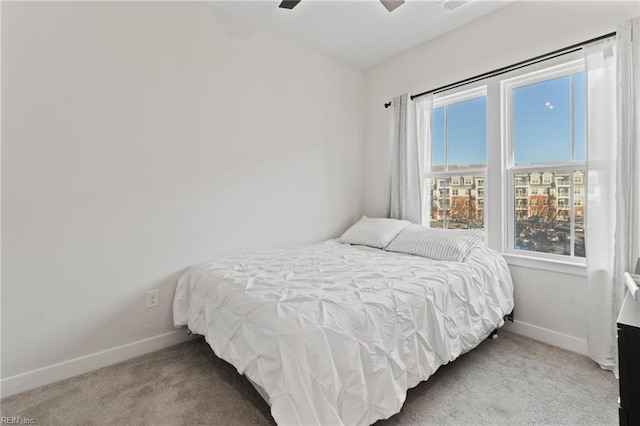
[502,253,587,276]
[433,85,486,109]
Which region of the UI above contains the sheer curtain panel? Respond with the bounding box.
[585,17,640,374]
[585,35,617,373]
[389,94,423,224]
[615,18,640,328]
[416,95,433,226]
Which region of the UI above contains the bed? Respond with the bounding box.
[173,219,514,425]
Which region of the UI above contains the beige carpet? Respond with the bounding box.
[0,331,618,425]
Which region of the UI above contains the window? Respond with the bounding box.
[427,86,486,229]
[420,50,592,266]
[504,59,586,259]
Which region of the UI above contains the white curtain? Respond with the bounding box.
[389,94,423,224]
[585,35,617,372]
[615,19,640,326]
[416,95,433,226]
[585,17,640,374]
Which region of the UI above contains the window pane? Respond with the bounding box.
[573,72,586,162]
[430,177,448,228]
[513,76,571,165]
[431,107,445,172]
[430,175,484,229]
[447,98,486,169]
[573,170,586,257]
[514,171,578,256]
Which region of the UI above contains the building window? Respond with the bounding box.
[504,59,586,259]
[427,86,486,229]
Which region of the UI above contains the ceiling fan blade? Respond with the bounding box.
[279,0,302,9]
[380,0,404,12]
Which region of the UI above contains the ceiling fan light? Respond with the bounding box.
[438,0,470,12]
[380,0,405,13]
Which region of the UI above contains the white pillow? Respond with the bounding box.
[337,216,411,249]
[386,224,485,262]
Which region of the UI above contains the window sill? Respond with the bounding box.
[502,253,587,277]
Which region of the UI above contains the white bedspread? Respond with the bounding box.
[173,241,514,425]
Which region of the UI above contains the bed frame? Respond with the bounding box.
[185,308,515,407]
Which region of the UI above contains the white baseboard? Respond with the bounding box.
[0,323,588,399]
[1,330,194,399]
[502,320,589,356]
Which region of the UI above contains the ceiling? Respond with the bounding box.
[209,0,516,69]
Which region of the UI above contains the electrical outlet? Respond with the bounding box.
[146,289,159,308]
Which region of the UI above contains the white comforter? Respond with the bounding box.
[173,241,514,425]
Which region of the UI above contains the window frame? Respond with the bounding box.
[427,86,488,230]
[501,59,586,263]
[420,50,589,274]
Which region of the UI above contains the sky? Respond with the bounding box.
[431,72,586,168]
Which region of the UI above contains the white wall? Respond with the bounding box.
[1,2,363,394]
[363,1,639,353]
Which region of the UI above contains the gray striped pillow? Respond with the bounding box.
[337,216,411,249]
[386,224,485,262]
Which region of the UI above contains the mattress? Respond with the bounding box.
[173,240,514,425]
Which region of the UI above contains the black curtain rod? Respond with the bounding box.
[384,31,616,109]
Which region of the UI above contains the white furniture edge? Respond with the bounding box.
[0,329,194,399]
[502,320,588,356]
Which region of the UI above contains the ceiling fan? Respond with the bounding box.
[279,0,405,13]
